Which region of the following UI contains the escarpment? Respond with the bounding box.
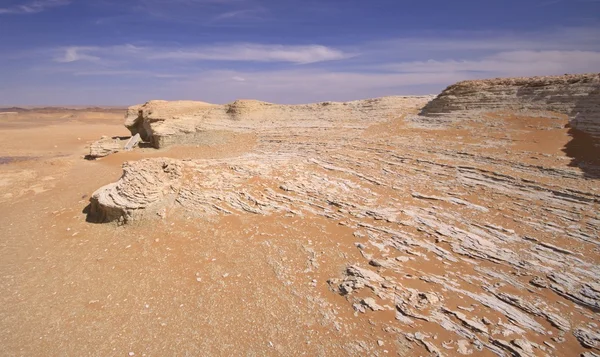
[419,73,600,139]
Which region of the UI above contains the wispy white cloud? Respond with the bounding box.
[210,7,265,22]
[127,0,253,23]
[52,43,352,64]
[365,26,600,60]
[55,47,101,63]
[72,70,185,78]
[52,44,144,63]
[149,44,353,64]
[0,0,70,14]
[382,50,600,77]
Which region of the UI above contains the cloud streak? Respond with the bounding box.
[53,43,352,64]
[149,44,352,64]
[0,0,70,14]
[383,51,600,77]
[55,47,101,63]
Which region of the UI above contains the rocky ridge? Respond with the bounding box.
[122,96,433,149]
[417,73,600,139]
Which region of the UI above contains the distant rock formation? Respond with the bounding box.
[419,73,600,138]
[123,96,433,149]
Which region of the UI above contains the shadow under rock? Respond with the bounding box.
[82,202,106,224]
[563,86,600,179]
[562,127,600,179]
[82,203,96,223]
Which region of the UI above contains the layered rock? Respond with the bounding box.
[419,73,600,138]
[89,158,184,223]
[123,96,433,148]
[88,136,125,158]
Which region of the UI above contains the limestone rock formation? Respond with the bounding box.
[122,96,434,149]
[418,73,600,138]
[89,158,184,223]
[88,136,125,158]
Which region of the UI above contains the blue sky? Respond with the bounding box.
[0,0,599,105]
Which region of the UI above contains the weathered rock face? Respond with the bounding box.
[571,86,600,139]
[89,158,184,223]
[420,73,600,138]
[123,96,434,149]
[88,136,124,158]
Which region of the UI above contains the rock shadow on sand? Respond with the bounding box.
[563,87,600,179]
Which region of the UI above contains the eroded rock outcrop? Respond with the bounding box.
[88,136,125,158]
[418,73,600,138]
[88,134,142,159]
[122,96,433,149]
[89,158,184,223]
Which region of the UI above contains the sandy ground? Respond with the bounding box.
[0,108,599,356]
[0,110,394,356]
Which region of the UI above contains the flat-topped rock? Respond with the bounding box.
[418,73,600,139]
[123,96,434,148]
[88,136,126,158]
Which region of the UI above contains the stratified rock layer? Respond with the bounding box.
[88,136,125,158]
[90,158,184,222]
[123,96,434,148]
[419,73,600,138]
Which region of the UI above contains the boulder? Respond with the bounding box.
[88,136,124,158]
